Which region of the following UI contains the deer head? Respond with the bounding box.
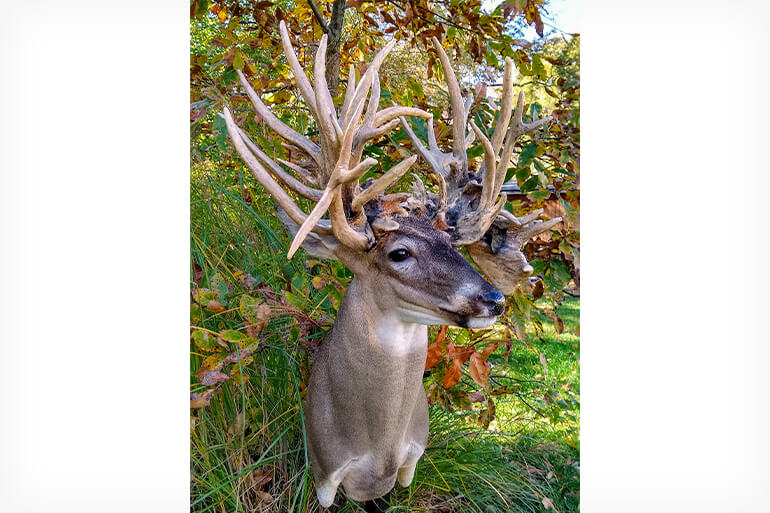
[223,21,507,329]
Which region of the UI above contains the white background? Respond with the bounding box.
[1,1,768,511]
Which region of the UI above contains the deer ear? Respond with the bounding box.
[274,205,340,261]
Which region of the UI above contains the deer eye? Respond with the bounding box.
[388,248,411,262]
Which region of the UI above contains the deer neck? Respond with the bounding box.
[332,277,428,361]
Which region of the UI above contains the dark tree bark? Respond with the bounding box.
[308,0,346,98]
[324,0,347,98]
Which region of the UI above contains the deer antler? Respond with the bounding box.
[399,38,561,291]
[224,21,431,259]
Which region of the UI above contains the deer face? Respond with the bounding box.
[362,216,505,329]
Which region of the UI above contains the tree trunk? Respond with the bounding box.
[324,0,346,98]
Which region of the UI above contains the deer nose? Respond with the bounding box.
[481,289,505,316]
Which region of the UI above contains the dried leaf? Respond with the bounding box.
[441,358,462,389]
[233,269,260,290]
[542,497,554,510]
[196,354,223,379]
[435,324,448,345]
[468,351,491,387]
[200,370,230,386]
[446,343,474,364]
[539,353,548,377]
[553,314,564,334]
[249,468,273,489]
[229,410,244,437]
[239,295,271,334]
[205,299,226,313]
[256,490,273,503]
[532,279,544,300]
[190,388,216,410]
[481,341,500,359]
[468,390,486,403]
[425,325,449,370]
[425,341,443,370]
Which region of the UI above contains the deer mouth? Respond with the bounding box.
[437,307,499,329]
[462,315,498,329]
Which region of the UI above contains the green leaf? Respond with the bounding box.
[210,272,229,302]
[552,167,576,177]
[530,259,548,275]
[192,330,219,352]
[518,142,537,167]
[213,114,228,150]
[408,79,424,100]
[521,175,539,193]
[233,49,244,71]
[467,144,484,159]
[221,67,237,86]
[195,0,210,17]
[220,329,247,343]
[239,294,261,323]
[515,166,530,184]
[529,102,543,120]
[529,190,550,200]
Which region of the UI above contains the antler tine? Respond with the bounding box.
[490,58,515,153]
[234,125,322,201]
[427,116,438,150]
[373,106,431,128]
[399,115,446,177]
[469,121,498,209]
[510,90,553,139]
[498,208,544,229]
[491,90,552,194]
[477,58,514,189]
[314,34,342,149]
[430,37,468,170]
[237,71,322,165]
[342,40,397,130]
[278,20,318,117]
[328,182,373,251]
[222,107,332,235]
[287,187,336,259]
[362,69,380,129]
[340,63,356,121]
[276,157,317,186]
[512,217,562,245]
[351,155,418,212]
[463,94,474,124]
[432,170,449,226]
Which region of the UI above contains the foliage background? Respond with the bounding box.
[190,1,580,511]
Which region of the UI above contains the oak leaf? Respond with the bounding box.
[468,351,491,387]
[425,325,449,370]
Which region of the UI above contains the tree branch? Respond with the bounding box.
[307,0,329,33]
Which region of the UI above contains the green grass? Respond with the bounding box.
[190,168,580,513]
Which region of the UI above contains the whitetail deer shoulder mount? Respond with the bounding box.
[222,21,561,507]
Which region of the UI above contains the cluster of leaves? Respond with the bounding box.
[190,269,272,409]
